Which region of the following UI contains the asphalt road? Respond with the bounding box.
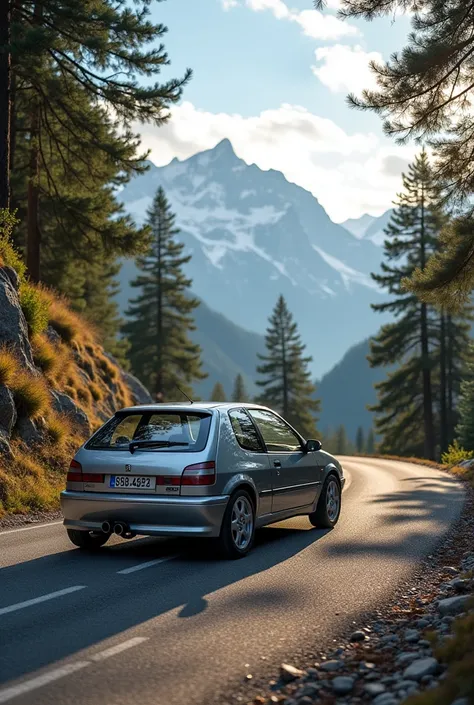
[0,457,465,705]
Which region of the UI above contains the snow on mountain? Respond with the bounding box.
[341,209,394,246]
[340,213,377,239]
[118,138,389,378]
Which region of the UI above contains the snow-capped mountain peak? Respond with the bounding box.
[118,140,388,377]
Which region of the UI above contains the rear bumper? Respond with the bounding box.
[60,490,229,538]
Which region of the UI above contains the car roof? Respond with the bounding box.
[118,402,270,414]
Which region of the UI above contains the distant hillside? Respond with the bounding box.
[192,301,265,399]
[317,338,388,440]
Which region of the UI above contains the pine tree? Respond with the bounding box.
[315,0,474,307]
[11,0,191,281]
[335,425,348,455]
[123,187,206,400]
[369,152,441,459]
[366,429,375,455]
[232,374,248,402]
[210,382,226,402]
[0,0,11,209]
[455,348,474,452]
[256,295,320,437]
[356,426,365,454]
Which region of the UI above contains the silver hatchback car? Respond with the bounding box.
[61,402,345,558]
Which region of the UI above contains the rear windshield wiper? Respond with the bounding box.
[129,440,189,454]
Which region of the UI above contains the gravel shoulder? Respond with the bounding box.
[233,485,474,705]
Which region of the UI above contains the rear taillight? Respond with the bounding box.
[181,461,216,486]
[66,460,104,484]
[156,476,181,486]
[67,459,82,482]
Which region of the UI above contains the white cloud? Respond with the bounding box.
[292,10,358,40]
[312,44,383,94]
[135,101,418,221]
[246,0,289,19]
[223,0,357,40]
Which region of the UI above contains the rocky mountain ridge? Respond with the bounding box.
[118,139,391,379]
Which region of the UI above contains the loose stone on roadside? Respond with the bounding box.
[364,683,386,697]
[320,660,343,672]
[403,658,439,681]
[280,664,305,683]
[350,630,367,642]
[332,677,355,695]
[438,595,472,616]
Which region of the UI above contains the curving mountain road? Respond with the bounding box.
[0,457,465,705]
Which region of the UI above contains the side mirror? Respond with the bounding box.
[305,439,322,452]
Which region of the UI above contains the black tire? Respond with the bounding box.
[67,528,109,550]
[217,489,256,559]
[309,474,341,529]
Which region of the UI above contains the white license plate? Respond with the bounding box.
[109,475,156,490]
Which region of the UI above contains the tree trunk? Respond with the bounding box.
[26,101,40,281]
[446,314,455,444]
[26,1,43,282]
[0,0,11,210]
[155,217,163,399]
[439,310,448,455]
[281,323,288,418]
[419,184,436,459]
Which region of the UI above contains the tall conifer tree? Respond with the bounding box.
[315,0,474,306]
[455,348,474,452]
[232,374,248,402]
[356,426,365,454]
[10,0,190,281]
[369,152,441,459]
[210,382,226,402]
[123,187,205,400]
[256,295,320,437]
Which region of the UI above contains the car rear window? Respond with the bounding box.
[86,411,212,452]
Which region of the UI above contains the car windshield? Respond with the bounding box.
[86,411,212,452]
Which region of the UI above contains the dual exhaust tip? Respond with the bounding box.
[101,521,134,538]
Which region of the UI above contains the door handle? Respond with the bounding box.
[274,460,281,468]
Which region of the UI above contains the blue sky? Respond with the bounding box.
[136,0,416,221]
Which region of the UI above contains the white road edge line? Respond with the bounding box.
[0,662,90,704]
[90,637,149,661]
[0,586,86,616]
[0,637,148,703]
[117,555,177,574]
[0,521,63,536]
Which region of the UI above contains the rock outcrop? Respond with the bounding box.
[0,265,151,459]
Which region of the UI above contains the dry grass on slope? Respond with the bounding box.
[0,286,133,518]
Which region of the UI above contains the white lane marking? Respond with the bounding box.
[90,637,149,662]
[0,662,89,703]
[0,585,86,616]
[0,637,149,702]
[0,521,63,536]
[117,555,177,574]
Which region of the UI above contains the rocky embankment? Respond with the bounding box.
[0,263,151,517]
[239,491,474,705]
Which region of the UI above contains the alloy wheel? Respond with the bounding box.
[326,479,340,522]
[231,496,254,550]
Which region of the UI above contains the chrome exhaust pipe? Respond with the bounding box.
[101,521,111,534]
[114,522,125,536]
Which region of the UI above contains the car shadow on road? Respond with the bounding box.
[0,518,331,685]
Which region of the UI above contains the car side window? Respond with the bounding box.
[248,409,302,453]
[229,409,264,452]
